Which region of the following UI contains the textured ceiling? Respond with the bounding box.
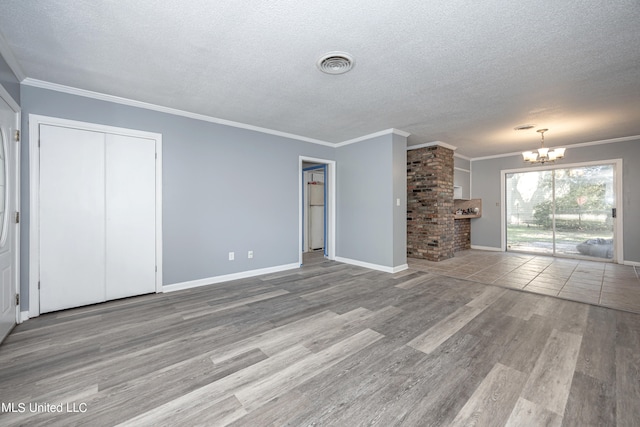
[1,0,639,157]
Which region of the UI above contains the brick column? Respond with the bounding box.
[407,145,455,261]
[454,219,471,251]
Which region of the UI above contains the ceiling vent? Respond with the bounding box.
[514,124,536,131]
[316,52,354,75]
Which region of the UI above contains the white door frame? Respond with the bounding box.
[29,114,163,317]
[299,156,335,265]
[501,158,623,263]
[0,85,20,326]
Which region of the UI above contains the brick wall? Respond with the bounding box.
[454,219,471,251]
[407,145,455,261]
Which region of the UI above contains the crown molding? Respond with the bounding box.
[0,31,25,81]
[21,78,337,147]
[471,135,640,161]
[454,152,472,161]
[22,79,416,148]
[407,140,458,151]
[335,128,411,147]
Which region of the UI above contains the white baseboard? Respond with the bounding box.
[335,256,408,273]
[163,263,300,293]
[391,264,409,273]
[623,260,640,267]
[470,245,503,252]
[20,311,29,323]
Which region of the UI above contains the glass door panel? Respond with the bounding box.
[506,170,553,254]
[553,165,614,259]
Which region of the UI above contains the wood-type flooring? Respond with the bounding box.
[0,256,638,426]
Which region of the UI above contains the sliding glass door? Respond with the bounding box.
[506,163,616,260]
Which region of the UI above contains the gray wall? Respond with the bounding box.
[392,133,408,267]
[454,156,470,171]
[0,53,20,106]
[20,85,335,310]
[336,132,407,269]
[471,139,640,263]
[454,155,471,200]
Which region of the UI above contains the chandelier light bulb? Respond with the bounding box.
[521,129,566,165]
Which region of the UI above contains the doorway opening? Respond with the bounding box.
[299,157,335,266]
[503,160,622,262]
[303,164,326,257]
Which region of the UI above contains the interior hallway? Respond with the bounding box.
[409,250,640,314]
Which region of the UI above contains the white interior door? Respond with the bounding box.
[40,125,106,313]
[0,95,18,342]
[105,134,156,300]
[39,125,157,313]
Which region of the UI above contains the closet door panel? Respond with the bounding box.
[39,125,106,313]
[105,134,156,300]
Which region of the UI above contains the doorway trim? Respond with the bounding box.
[500,158,623,263]
[28,114,163,318]
[299,156,335,266]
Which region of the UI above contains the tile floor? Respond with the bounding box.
[408,249,640,314]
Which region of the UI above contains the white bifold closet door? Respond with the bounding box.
[39,125,156,313]
[105,133,156,301]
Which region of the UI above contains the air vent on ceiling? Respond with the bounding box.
[514,124,536,131]
[316,52,355,75]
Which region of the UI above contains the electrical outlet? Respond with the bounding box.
[228,252,234,261]
[248,250,253,259]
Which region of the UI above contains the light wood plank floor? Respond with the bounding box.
[1,257,639,426]
[409,249,640,314]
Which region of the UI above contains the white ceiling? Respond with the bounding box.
[1,0,639,157]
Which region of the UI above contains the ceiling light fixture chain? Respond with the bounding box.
[522,128,566,164]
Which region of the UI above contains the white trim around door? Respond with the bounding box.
[501,158,623,263]
[28,114,163,317]
[299,156,336,266]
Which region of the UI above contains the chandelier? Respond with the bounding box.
[522,129,565,164]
